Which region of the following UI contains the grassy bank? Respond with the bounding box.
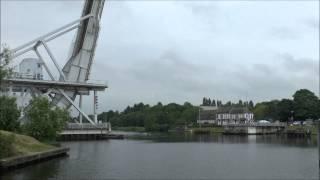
[0,130,55,159]
[191,127,225,134]
[112,126,146,132]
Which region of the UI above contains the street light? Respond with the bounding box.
[290,110,294,124]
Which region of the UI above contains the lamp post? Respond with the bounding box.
[290,110,294,125]
[199,106,201,128]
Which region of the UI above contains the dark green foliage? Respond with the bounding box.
[253,89,319,122]
[103,89,319,131]
[277,99,294,122]
[211,100,216,106]
[293,89,319,120]
[23,97,69,141]
[0,46,12,90]
[253,100,279,121]
[248,101,254,110]
[101,102,198,132]
[0,96,20,131]
[0,133,15,158]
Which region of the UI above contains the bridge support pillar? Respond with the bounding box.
[94,90,98,124]
[79,95,83,124]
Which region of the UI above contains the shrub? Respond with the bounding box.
[23,97,69,141]
[0,96,20,131]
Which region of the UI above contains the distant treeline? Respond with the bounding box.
[97,89,320,131]
[253,89,320,122]
[98,102,198,132]
[202,97,254,110]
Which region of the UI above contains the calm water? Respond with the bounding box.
[2,132,319,180]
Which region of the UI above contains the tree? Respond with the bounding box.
[0,46,12,90]
[180,106,198,124]
[211,99,216,106]
[253,103,269,120]
[238,100,243,106]
[277,99,293,122]
[0,96,20,131]
[217,100,221,107]
[293,89,319,120]
[266,100,280,121]
[0,46,20,132]
[248,100,254,110]
[23,97,69,140]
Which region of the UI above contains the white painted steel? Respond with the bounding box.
[51,0,106,124]
[1,0,106,126]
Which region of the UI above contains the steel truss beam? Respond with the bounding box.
[1,13,102,126]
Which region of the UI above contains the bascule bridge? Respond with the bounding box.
[0,0,110,138]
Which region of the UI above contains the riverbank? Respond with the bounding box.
[112,125,318,136]
[112,126,146,132]
[284,125,317,137]
[0,130,68,171]
[191,127,225,134]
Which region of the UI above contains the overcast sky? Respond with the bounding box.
[1,0,319,113]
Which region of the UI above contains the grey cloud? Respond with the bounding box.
[1,1,318,111]
[269,27,299,40]
[304,18,319,29]
[278,53,318,75]
[127,50,211,93]
[252,64,272,75]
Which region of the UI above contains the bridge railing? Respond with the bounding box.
[65,123,109,130]
[224,122,286,127]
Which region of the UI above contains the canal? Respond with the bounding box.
[2,133,319,179]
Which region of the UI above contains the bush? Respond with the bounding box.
[0,132,15,158]
[23,97,69,141]
[0,96,20,131]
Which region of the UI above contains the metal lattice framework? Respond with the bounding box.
[0,0,106,126]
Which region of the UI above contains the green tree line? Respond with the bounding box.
[201,97,254,110]
[98,102,198,132]
[254,89,320,122]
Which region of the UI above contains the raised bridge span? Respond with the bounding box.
[1,0,109,135]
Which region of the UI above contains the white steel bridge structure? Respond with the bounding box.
[0,0,107,129]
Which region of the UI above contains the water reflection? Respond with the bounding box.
[1,133,318,180]
[130,132,317,147]
[1,156,64,180]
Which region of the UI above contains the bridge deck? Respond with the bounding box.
[4,78,107,91]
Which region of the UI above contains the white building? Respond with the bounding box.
[18,58,43,80]
[197,106,254,126]
[9,58,44,113]
[216,107,254,125]
[197,106,218,124]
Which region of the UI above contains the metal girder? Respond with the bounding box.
[0,14,93,59]
[2,0,106,127]
[57,89,96,126]
[40,41,67,81]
